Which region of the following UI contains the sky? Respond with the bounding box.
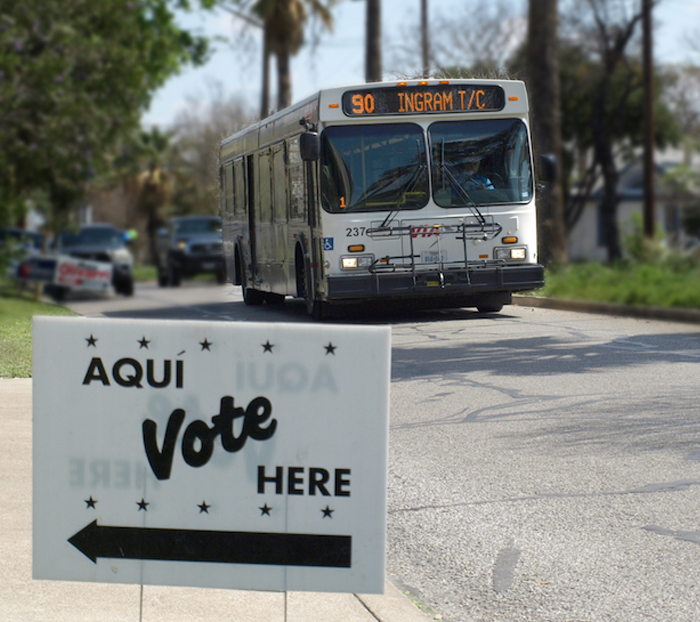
[142,0,700,128]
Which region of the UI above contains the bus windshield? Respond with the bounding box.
[430,118,533,208]
[321,124,429,213]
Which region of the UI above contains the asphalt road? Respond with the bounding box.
[66,282,700,622]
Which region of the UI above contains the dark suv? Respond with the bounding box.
[157,216,224,286]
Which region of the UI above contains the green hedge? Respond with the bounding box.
[538,260,700,309]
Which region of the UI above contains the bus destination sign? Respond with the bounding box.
[342,84,505,117]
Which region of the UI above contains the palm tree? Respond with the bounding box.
[233,0,334,115]
[111,128,174,265]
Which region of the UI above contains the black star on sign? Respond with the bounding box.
[198,501,210,514]
[84,496,97,509]
[138,336,150,349]
[260,504,272,516]
[86,334,98,347]
[324,342,337,355]
[262,341,274,353]
[136,498,149,511]
[200,338,212,351]
[321,506,334,518]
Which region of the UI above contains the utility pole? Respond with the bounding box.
[642,0,656,238]
[366,0,382,82]
[421,0,429,78]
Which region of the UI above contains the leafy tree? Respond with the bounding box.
[557,42,680,249]
[557,0,682,262]
[0,0,212,228]
[128,129,177,265]
[94,92,253,263]
[421,0,686,264]
[168,90,253,216]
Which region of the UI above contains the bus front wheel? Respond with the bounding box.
[476,303,503,314]
[243,285,264,306]
[475,294,509,314]
[241,258,264,305]
[296,249,324,321]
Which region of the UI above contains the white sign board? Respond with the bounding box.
[54,255,112,291]
[32,317,391,594]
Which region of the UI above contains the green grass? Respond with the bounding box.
[132,263,218,283]
[536,260,700,309]
[133,262,157,282]
[0,281,76,378]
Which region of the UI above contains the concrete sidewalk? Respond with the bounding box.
[0,378,429,622]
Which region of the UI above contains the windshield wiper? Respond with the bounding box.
[438,139,487,227]
[380,140,426,229]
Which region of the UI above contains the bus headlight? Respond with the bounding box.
[494,247,526,261]
[341,255,374,270]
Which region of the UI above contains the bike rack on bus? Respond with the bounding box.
[366,218,503,288]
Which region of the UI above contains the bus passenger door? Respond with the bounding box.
[306,158,325,300]
[257,150,275,289]
[271,143,288,292]
[221,162,234,281]
[287,136,307,296]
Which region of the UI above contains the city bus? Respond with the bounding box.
[219,79,548,320]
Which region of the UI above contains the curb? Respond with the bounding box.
[513,295,700,324]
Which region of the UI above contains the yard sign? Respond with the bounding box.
[32,317,390,594]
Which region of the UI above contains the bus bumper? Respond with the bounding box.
[326,263,544,301]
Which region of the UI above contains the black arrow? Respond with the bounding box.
[69,521,351,568]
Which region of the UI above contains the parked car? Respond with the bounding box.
[52,224,134,296]
[156,215,225,286]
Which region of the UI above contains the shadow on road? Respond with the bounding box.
[391,331,700,381]
[95,284,519,325]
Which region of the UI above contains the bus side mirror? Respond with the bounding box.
[300,132,320,162]
[539,153,557,183]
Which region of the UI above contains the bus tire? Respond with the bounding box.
[476,292,510,314]
[309,300,325,321]
[264,292,286,305]
[477,303,503,314]
[243,285,264,306]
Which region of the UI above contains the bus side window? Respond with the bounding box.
[288,136,305,221]
[234,158,246,217]
[289,166,305,220]
[273,144,287,222]
[223,163,234,216]
[259,151,272,223]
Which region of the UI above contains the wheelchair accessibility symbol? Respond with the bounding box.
[323,238,334,251]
